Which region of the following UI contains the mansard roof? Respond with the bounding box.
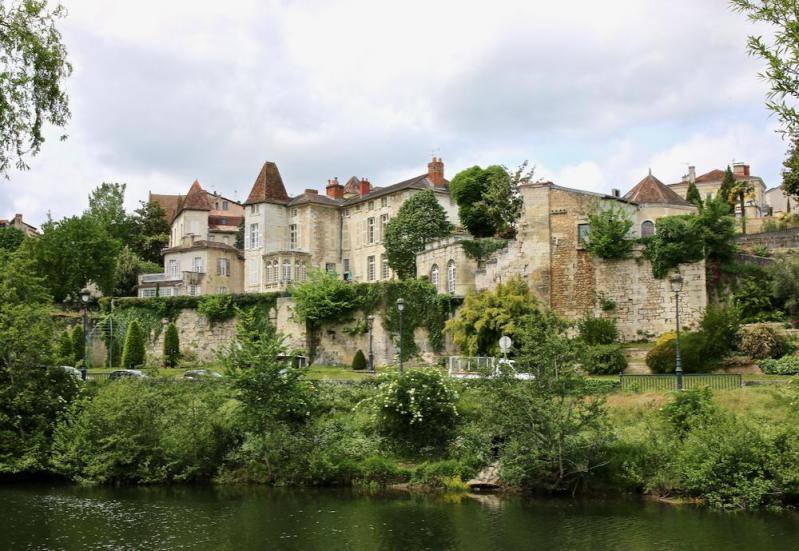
[177,180,213,214]
[624,172,692,206]
[245,161,290,205]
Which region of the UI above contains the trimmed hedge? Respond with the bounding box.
[582,344,628,375]
[645,332,711,373]
[121,320,146,368]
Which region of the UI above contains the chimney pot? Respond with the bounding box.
[359,178,372,197]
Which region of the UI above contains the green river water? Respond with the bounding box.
[1,484,798,550]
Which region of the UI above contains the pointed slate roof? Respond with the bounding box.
[343,176,361,195]
[623,172,692,206]
[244,161,289,205]
[177,180,213,214]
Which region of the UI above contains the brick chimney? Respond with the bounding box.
[427,157,445,186]
[733,162,750,177]
[305,188,318,195]
[325,178,343,199]
[359,178,372,196]
[13,213,23,223]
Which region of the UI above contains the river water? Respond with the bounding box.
[1,484,798,550]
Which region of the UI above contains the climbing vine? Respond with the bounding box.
[461,238,508,262]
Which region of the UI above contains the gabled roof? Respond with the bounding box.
[340,174,448,206]
[287,193,342,207]
[149,193,181,222]
[245,161,289,205]
[624,173,692,206]
[177,180,213,214]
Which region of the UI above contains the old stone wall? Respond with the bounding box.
[145,296,445,367]
[736,228,799,251]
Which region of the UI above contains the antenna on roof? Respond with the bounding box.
[648,168,652,176]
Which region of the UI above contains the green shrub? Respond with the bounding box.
[645,332,710,373]
[57,330,73,364]
[120,320,146,368]
[197,294,235,324]
[699,304,740,360]
[372,369,459,452]
[583,204,634,259]
[758,355,799,375]
[357,456,408,485]
[71,325,85,364]
[163,322,180,367]
[578,315,619,345]
[737,324,787,360]
[411,459,469,491]
[661,388,716,437]
[52,380,235,483]
[582,344,627,375]
[352,349,367,371]
[733,277,775,322]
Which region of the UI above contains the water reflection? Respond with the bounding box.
[1,484,798,550]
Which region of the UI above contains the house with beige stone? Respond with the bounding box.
[138,180,244,297]
[668,162,768,218]
[0,213,39,236]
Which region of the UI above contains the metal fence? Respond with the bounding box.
[620,373,742,392]
[447,356,496,377]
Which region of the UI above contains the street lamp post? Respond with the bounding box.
[80,287,91,381]
[669,273,684,391]
[367,315,375,373]
[396,298,405,373]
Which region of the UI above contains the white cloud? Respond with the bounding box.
[0,0,784,226]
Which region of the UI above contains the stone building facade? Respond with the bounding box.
[241,157,458,291]
[668,162,768,218]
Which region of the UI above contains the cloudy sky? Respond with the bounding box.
[1,0,784,227]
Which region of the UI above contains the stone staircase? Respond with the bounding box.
[623,346,651,374]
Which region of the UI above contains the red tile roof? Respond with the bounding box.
[178,180,213,212]
[624,173,692,206]
[244,162,289,204]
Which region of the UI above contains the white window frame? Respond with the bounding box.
[193,256,203,273]
[189,284,200,296]
[447,260,456,293]
[289,224,298,250]
[381,197,388,208]
[367,217,375,244]
[141,288,157,298]
[381,254,389,280]
[282,260,292,282]
[431,264,439,289]
[249,223,261,249]
[168,259,179,277]
[367,255,376,281]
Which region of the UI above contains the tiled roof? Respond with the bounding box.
[149,193,181,222]
[287,193,342,207]
[624,173,692,206]
[163,239,243,259]
[178,180,213,213]
[340,174,448,206]
[245,161,290,205]
[343,176,361,195]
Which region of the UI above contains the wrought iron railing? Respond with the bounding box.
[620,373,742,392]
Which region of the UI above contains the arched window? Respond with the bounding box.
[430,264,439,288]
[447,260,456,293]
[282,259,292,282]
[265,262,273,283]
[641,220,655,238]
[272,261,279,283]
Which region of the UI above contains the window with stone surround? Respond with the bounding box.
[577,223,590,245]
[289,224,298,249]
[380,213,389,241]
[367,217,375,244]
[249,223,261,249]
[447,260,456,293]
[282,260,292,282]
[367,255,376,281]
[381,254,389,279]
[641,220,655,238]
[430,264,439,289]
[381,197,388,208]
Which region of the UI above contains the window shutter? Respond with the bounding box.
[244,225,250,250]
[216,258,221,275]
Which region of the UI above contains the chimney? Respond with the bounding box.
[13,213,23,223]
[359,178,372,197]
[427,157,445,186]
[305,188,318,195]
[325,178,344,199]
[611,188,620,198]
[733,162,750,177]
[688,165,696,183]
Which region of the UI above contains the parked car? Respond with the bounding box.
[182,369,223,380]
[108,369,148,380]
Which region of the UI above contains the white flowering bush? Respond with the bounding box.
[373,369,459,450]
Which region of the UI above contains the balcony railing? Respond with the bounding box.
[138,271,205,286]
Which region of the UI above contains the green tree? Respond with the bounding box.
[731,179,754,234]
[445,277,560,356]
[0,0,72,175]
[130,200,170,264]
[290,270,360,326]
[731,0,799,134]
[642,215,705,278]
[120,320,146,368]
[0,226,25,251]
[686,181,703,208]
[449,165,516,237]
[114,245,161,297]
[56,329,72,364]
[86,182,131,242]
[770,256,799,316]
[695,196,737,264]
[32,214,121,301]
[163,322,180,367]
[782,135,799,198]
[384,189,452,279]
[584,203,634,259]
[71,324,84,366]
[717,166,736,206]
[235,218,244,250]
[482,162,529,237]
[0,247,54,369]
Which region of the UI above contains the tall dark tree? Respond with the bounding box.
[130,200,170,264]
[33,214,121,301]
[686,181,703,208]
[114,245,161,297]
[0,0,72,175]
[87,182,131,242]
[450,165,521,237]
[0,226,25,251]
[717,166,736,207]
[384,189,452,279]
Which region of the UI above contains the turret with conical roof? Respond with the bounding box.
[245,161,289,205]
[623,171,692,206]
